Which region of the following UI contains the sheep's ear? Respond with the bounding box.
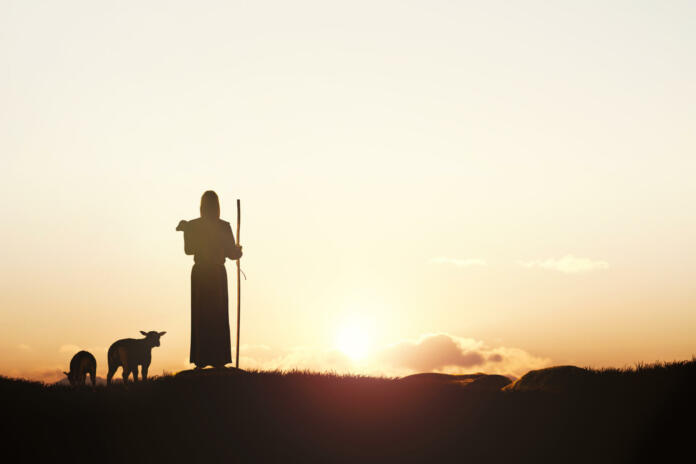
[140,331,148,336]
[159,331,166,337]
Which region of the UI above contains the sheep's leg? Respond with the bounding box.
[141,365,148,381]
[89,370,96,388]
[107,366,116,385]
[132,366,139,383]
[121,363,130,384]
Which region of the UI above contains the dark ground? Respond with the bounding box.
[1,360,694,463]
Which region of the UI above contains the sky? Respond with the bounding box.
[1,1,695,382]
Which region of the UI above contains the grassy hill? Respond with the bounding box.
[2,360,694,463]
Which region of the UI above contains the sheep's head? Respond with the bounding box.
[63,370,78,386]
[140,330,166,347]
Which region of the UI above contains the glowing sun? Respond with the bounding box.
[335,321,371,360]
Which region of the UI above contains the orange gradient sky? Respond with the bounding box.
[1,1,695,382]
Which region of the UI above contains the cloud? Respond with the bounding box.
[430,257,487,268]
[17,344,31,352]
[376,333,551,378]
[35,369,65,383]
[231,334,551,379]
[379,334,485,371]
[519,255,609,274]
[4,367,65,384]
[239,344,272,357]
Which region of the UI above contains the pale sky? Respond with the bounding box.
[1,1,695,382]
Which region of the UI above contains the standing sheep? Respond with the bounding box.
[64,350,97,388]
[106,331,166,385]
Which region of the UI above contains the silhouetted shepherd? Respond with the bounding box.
[106,331,165,385]
[177,190,242,368]
[64,350,97,387]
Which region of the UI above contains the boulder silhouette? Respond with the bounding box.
[504,365,592,393]
[465,374,512,392]
[399,373,511,391]
[399,372,485,385]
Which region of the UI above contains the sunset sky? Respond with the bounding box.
[1,1,695,382]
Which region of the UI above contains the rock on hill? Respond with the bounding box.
[399,372,512,391]
[504,365,592,392]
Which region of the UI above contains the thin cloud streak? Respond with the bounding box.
[430,257,488,268]
[4,367,64,383]
[519,255,609,274]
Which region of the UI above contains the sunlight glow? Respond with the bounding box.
[335,317,372,360]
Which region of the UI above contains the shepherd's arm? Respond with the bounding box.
[223,222,242,260]
[184,229,196,255]
[177,220,196,255]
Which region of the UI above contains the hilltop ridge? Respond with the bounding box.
[1,359,694,462]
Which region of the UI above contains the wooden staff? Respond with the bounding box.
[235,199,241,369]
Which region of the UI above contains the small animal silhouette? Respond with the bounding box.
[106,331,166,385]
[64,350,97,388]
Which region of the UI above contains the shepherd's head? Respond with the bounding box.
[200,190,220,219]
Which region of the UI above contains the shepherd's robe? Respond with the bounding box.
[183,217,240,367]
